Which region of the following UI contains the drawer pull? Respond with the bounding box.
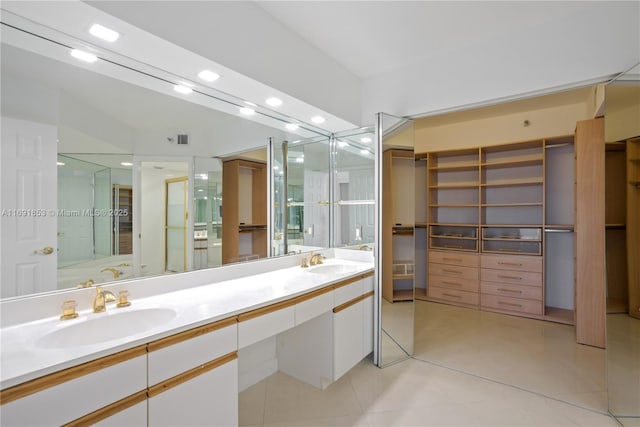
[498,301,522,308]
[442,293,462,299]
[444,245,463,249]
[442,257,462,263]
[497,261,522,267]
[497,288,522,294]
[498,248,522,252]
[498,275,522,280]
[443,269,463,274]
[442,281,462,287]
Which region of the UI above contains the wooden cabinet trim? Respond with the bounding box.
[293,285,335,304]
[238,271,373,321]
[333,291,375,314]
[63,390,147,427]
[147,316,238,353]
[332,271,374,290]
[237,299,298,322]
[0,345,147,405]
[147,351,237,398]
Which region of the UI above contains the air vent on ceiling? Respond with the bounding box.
[177,134,189,145]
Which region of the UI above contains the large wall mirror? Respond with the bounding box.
[604,63,640,423]
[0,15,333,299]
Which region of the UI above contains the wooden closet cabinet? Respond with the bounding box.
[222,159,267,264]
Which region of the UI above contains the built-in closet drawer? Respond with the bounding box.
[480,254,542,273]
[428,287,479,306]
[480,281,542,301]
[429,263,479,281]
[429,274,478,293]
[481,294,543,316]
[429,251,479,267]
[480,269,542,287]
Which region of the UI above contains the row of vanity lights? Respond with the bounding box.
[71,23,327,130]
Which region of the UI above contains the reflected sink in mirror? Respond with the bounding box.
[35,308,177,349]
[306,264,359,275]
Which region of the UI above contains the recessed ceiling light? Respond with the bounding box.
[198,70,220,82]
[337,140,348,148]
[120,162,133,167]
[360,149,369,155]
[244,101,257,107]
[174,85,192,94]
[291,140,302,144]
[285,123,299,131]
[311,116,326,124]
[296,157,304,163]
[360,137,372,143]
[57,162,65,166]
[70,49,98,63]
[266,97,283,107]
[197,189,204,192]
[239,107,255,115]
[89,24,119,42]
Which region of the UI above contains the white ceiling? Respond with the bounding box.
[88,0,640,123]
[2,1,638,129]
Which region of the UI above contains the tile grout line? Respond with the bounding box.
[410,355,615,419]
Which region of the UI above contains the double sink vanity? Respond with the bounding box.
[0,250,374,426]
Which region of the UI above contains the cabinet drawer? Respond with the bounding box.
[1,349,147,426]
[429,274,478,293]
[429,251,479,267]
[481,294,543,315]
[148,318,237,386]
[238,305,295,348]
[481,254,542,272]
[428,286,479,306]
[429,263,478,281]
[481,281,542,301]
[295,290,334,325]
[334,278,364,306]
[480,268,542,286]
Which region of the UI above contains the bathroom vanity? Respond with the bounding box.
[0,251,374,426]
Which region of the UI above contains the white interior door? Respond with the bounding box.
[1,117,58,297]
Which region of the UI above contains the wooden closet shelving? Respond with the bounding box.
[221,159,267,264]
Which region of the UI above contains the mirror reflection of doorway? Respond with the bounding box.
[165,177,188,273]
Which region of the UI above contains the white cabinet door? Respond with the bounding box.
[148,358,238,427]
[333,300,365,380]
[362,295,374,357]
[94,401,147,427]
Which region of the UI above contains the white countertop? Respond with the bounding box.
[0,258,374,389]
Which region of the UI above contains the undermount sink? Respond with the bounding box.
[306,264,358,275]
[36,307,177,349]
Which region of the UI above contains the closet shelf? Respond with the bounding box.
[428,163,478,172]
[481,156,543,169]
[481,178,543,187]
[480,203,542,207]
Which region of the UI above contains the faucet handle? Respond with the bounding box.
[60,300,79,320]
[300,257,309,268]
[117,290,131,308]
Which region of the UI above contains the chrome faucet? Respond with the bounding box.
[93,286,117,313]
[101,267,121,279]
[309,252,325,266]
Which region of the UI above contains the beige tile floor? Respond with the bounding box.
[239,300,624,426]
[413,301,607,412]
[607,313,640,418]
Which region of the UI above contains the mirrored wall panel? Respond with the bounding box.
[605,63,640,421]
[376,113,415,367]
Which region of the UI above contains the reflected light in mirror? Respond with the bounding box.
[197,69,220,82]
[70,49,97,63]
[266,97,283,107]
[173,84,192,94]
[239,107,255,115]
[89,24,119,43]
[311,116,326,124]
[285,123,299,131]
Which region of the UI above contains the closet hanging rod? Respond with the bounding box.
[544,143,573,149]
